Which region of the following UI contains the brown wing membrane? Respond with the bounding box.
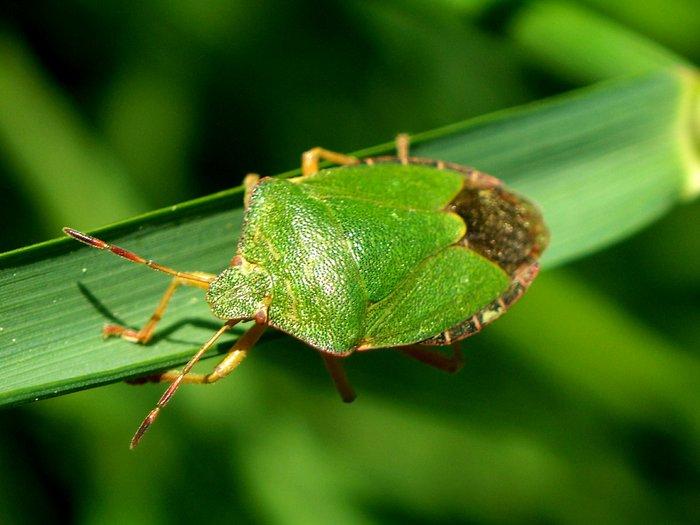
[449,175,548,275]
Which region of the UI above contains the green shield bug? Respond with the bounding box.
[64,134,548,447]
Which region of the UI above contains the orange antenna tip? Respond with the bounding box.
[63,227,149,265]
[130,407,161,449]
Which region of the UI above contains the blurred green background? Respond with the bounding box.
[0,1,698,524]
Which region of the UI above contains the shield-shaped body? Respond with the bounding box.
[206,157,548,355]
[63,141,549,447]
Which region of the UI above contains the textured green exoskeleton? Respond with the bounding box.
[64,136,548,447]
[209,164,517,353]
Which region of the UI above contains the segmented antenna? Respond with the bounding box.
[63,227,213,284]
[130,320,238,448]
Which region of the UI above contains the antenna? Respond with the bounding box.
[63,227,213,284]
[130,320,238,448]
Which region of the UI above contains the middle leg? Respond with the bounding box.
[320,353,356,403]
[134,321,267,385]
[395,133,410,164]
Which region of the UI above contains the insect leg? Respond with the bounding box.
[104,272,214,344]
[320,353,356,403]
[243,173,260,209]
[395,133,410,164]
[399,342,464,374]
[131,321,266,386]
[301,147,359,176]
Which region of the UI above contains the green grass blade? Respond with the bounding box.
[0,68,697,406]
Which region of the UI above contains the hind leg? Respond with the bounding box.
[301,147,359,176]
[399,342,464,374]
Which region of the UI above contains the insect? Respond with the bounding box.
[64,134,548,448]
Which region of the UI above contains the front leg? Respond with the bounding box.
[104,272,214,344]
